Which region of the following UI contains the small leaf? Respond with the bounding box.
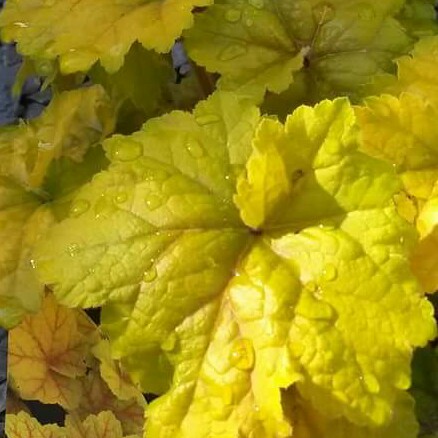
[6,410,65,438]
[8,294,96,409]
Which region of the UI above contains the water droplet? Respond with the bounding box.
[145,194,164,211]
[322,264,337,281]
[357,4,375,20]
[70,199,90,217]
[313,2,335,24]
[225,8,242,23]
[295,291,336,321]
[161,333,177,352]
[143,266,157,283]
[37,141,53,150]
[248,0,264,9]
[219,44,247,61]
[224,174,231,181]
[195,114,220,126]
[363,373,380,394]
[14,21,29,28]
[144,168,168,182]
[114,192,128,204]
[67,243,80,257]
[186,139,204,158]
[399,236,405,245]
[230,338,255,371]
[29,259,37,269]
[94,196,111,218]
[111,139,142,162]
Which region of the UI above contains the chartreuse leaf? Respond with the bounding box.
[6,411,65,438]
[0,0,213,74]
[356,92,438,292]
[185,0,412,105]
[34,94,436,437]
[90,43,175,133]
[281,387,419,438]
[0,86,114,329]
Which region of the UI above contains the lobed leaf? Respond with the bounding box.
[8,293,97,409]
[185,0,413,107]
[0,0,213,74]
[0,86,114,328]
[6,411,65,438]
[34,93,436,437]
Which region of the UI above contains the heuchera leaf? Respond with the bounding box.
[396,0,438,38]
[356,37,438,292]
[65,411,140,438]
[8,293,97,409]
[0,0,213,74]
[0,86,114,329]
[6,411,65,438]
[72,365,145,436]
[185,0,412,105]
[92,339,145,402]
[34,93,436,437]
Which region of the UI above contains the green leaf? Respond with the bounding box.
[34,94,436,437]
[0,86,114,328]
[0,0,213,74]
[396,0,438,39]
[185,0,413,107]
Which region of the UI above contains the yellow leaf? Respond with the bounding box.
[0,0,213,74]
[92,339,144,402]
[8,293,95,409]
[65,411,136,438]
[6,411,65,438]
[73,366,145,436]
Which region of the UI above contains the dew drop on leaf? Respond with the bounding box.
[145,194,164,211]
[143,266,158,283]
[70,199,90,217]
[219,44,247,61]
[248,0,264,9]
[313,2,335,24]
[322,264,337,281]
[186,139,205,158]
[29,259,37,269]
[363,373,380,394]
[225,9,242,23]
[13,21,29,28]
[230,338,255,371]
[111,139,143,162]
[114,192,128,204]
[66,243,80,257]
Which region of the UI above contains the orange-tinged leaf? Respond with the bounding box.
[6,411,65,438]
[74,366,145,436]
[65,411,136,438]
[92,339,144,402]
[8,293,93,409]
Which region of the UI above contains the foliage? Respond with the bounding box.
[0,0,437,437]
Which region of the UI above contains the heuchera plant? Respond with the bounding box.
[0,0,437,437]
